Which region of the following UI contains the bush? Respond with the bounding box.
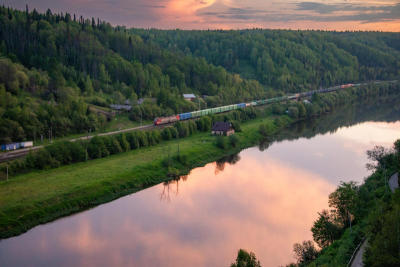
[88,136,109,159]
[231,121,242,132]
[161,128,172,140]
[126,132,139,149]
[136,131,148,147]
[117,133,130,151]
[45,142,72,164]
[175,154,188,165]
[175,121,189,138]
[106,137,122,154]
[229,134,239,147]
[169,127,179,139]
[69,141,87,162]
[196,116,212,132]
[216,136,226,149]
[259,123,274,137]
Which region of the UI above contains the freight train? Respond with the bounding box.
[153,83,355,125]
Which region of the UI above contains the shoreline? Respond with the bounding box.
[1,87,400,239]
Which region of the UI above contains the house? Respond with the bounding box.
[183,94,196,101]
[211,122,235,136]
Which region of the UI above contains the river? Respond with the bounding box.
[0,97,399,267]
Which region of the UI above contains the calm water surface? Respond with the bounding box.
[0,102,400,267]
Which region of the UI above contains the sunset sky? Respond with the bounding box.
[2,0,400,31]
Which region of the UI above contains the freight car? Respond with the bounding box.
[1,141,33,151]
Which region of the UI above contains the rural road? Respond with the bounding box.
[350,172,399,267]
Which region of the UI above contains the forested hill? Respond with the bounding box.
[0,6,399,144]
[132,29,400,92]
[0,6,264,143]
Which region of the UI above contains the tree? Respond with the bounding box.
[311,210,342,248]
[259,123,273,137]
[394,139,400,155]
[293,241,319,265]
[328,181,358,228]
[231,249,261,267]
[366,145,389,170]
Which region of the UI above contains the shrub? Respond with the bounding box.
[175,121,189,138]
[161,128,172,140]
[69,142,87,162]
[216,136,226,149]
[169,127,179,139]
[231,121,242,132]
[88,136,109,159]
[259,123,274,137]
[136,131,148,147]
[107,137,122,154]
[117,133,130,151]
[229,134,239,147]
[126,132,139,149]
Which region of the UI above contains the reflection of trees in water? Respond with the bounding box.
[264,95,400,149]
[215,153,241,175]
[258,138,272,152]
[160,175,188,202]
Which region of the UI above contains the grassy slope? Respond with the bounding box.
[0,115,282,238]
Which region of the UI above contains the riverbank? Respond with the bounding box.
[1,82,399,239]
[0,114,290,238]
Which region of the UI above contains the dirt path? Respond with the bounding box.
[349,172,398,267]
[389,172,399,193]
[350,240,368,267]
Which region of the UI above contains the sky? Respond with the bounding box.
[2,0,400,31]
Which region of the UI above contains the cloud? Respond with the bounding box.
[196,1,400,24]
[0,0,399,30]
[296,2,400,22]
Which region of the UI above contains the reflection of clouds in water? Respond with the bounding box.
[0,120,399,267]
[336,121,400,147]
[0,153,333,267]
[253,121,400,184]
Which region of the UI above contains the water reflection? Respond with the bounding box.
[160,176,188,202]
[215,153,241,174]
[0,96,399,267]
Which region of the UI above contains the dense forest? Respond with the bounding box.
[132,29,400,91]
[0,6,399,143]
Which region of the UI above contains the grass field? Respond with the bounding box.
[0,115,282,238]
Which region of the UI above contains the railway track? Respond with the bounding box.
[0,124,154,163]
[0,80,397,163]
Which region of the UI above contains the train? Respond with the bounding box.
[154,83,361,126]
[153,83,356,126]
[1,141,33,151]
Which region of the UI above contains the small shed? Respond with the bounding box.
[183,94,196,101]
[212,122,235,136]
[110,104,132,111]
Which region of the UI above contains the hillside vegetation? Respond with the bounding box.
[0,6,399,144]
[132,29,400,91]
